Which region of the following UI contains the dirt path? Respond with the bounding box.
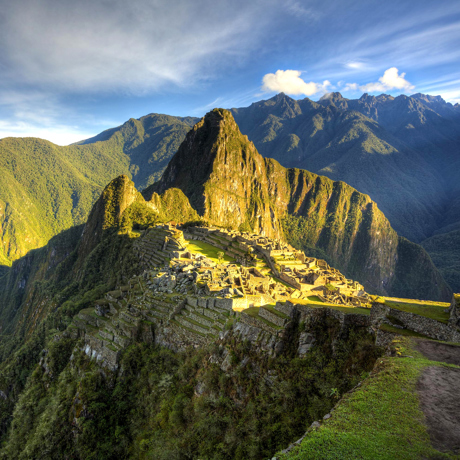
[415,339,460,366]
[415,339,460,455]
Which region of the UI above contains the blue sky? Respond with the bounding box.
[0,0,459,145]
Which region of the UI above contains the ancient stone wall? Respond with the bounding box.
[370,302,460,342]
[240,311,280,334]
[259,307,288,327]
[448,294,460,329]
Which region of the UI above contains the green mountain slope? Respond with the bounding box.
[0,117,451,457]
[0,137,129,264]
[0,114,198,265]
[146,109,450,300]
[79,113,199,188]
[0,175,197,339]
[421,229,460,293]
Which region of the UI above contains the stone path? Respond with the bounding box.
[415,339,460,455]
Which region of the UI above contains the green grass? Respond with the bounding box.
[384,297,450,324]
[243,306,261,318]
[282,338,459,460]
[290,299,371,315]
[185,239,235,263]
[307,295,323,302]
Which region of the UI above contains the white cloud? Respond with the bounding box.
[360,67,414,93]
[343,82,359,92]
[262,70,331,96]
[438,89,460,105]
[0,89,116,145]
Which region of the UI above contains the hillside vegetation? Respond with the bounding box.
[1,93,457,295]
[231,93,460,244]
[0,114,197,265]
[0,115,456,458]
[422,229,460,293]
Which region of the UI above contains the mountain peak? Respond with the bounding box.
[78,175,140,260]
[145,109,282,236]
[319,91,345,101]
[411,93,447,104]
[318,92,348,109]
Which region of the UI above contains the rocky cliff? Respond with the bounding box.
[145,109,450,299]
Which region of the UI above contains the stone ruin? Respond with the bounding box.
[71,223,372,369]
[184,226,369,307]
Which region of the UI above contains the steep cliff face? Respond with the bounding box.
[145,109,283,238]
[145,109,449,299]
[231,93,459,244]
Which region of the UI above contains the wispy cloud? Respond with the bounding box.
[0,88,119,144]
[0,119,97,145]
[345,61,366,70]
[0,0,277,93]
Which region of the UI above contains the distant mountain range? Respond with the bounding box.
[0,92,458,292]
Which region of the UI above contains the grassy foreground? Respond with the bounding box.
[280,338,460,460]
[384,297,450,323]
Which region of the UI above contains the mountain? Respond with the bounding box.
[421,229,460,293]
[230,92,460,243]
[1,93,457,294]
[0,174,199,336]
[0,111,452,459]
[1,109,450,341]
[0,114,197,266]
[78,113,199,188]
[145,109,450,300]
[0,136,128,265]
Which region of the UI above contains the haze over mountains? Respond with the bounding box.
[0,92,458,292]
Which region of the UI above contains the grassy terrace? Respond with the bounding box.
[384,297,450,324]
[290,298,371,316]
[243,307,283,329]
[282,337,459,460]
[185,239,235,263]
[263,304,290,319]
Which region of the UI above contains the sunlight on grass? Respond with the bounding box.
[185,239,235,263]
[291,299,371,315]
[384,297,450,324]
[281,338,458,460]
